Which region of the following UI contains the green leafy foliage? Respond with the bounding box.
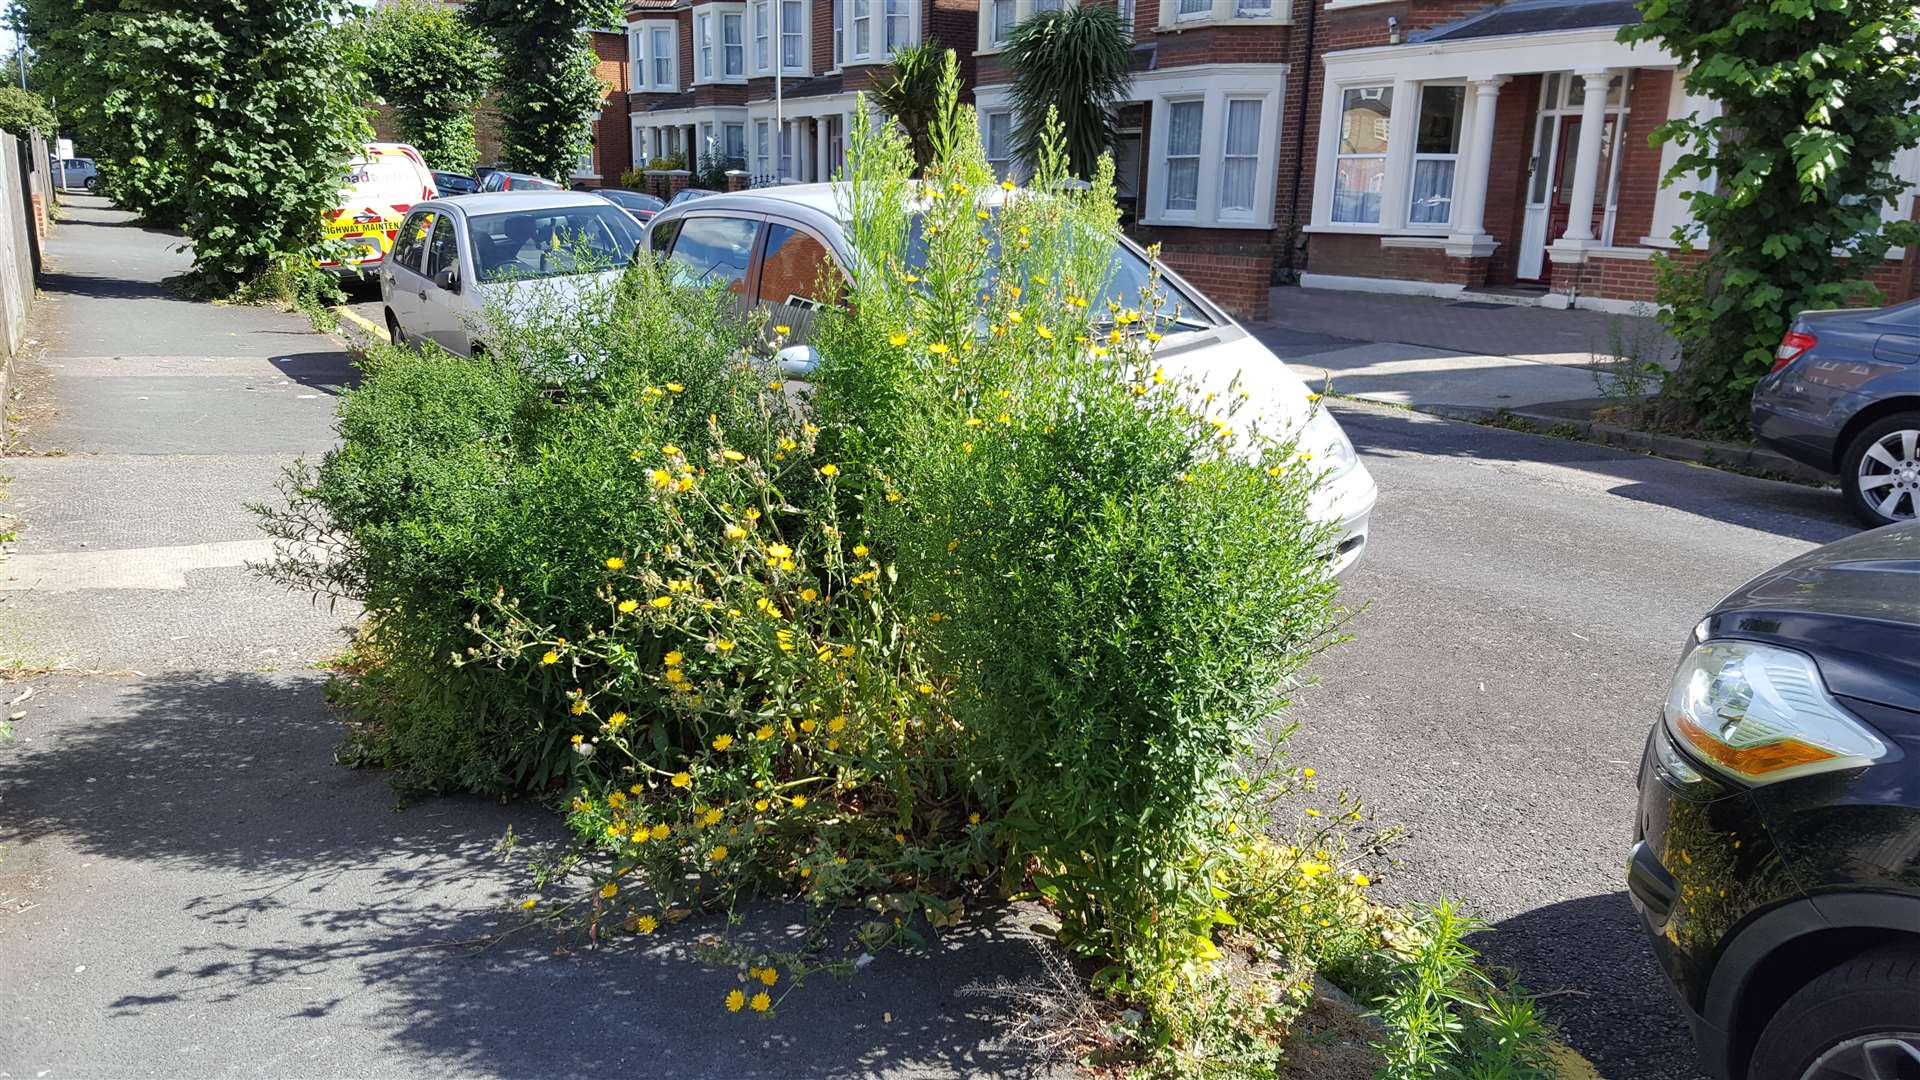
[1003,4,1134,177]
[460,0,620,182]
[0,86,55,138]
[18,0,370,291]
[1367,902,1557,1080]
[866,42,948,171]
[1623,1,1920,435]
[346,0,496,174]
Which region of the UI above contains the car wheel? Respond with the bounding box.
[1841,412,1920,528]
[1750,948,1920,1080]
[384,309,406,347]
[83,176,98,191]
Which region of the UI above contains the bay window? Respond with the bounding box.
[1219,98,1261,215]
[1164,99,1203,213]
[1034,0,1062,12]
[1408,84,1463,226]
[991,0,1015,43]
[756,119,770,173]
[697,12,713,79]
[724,122,747,165]
[782,1,803,67]
[1177,0,1208,16]
[779,123,794,178]
[1331,86,1391,224]
[832,0,843,65]
[853,0,870,58]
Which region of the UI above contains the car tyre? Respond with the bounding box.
[384,309,406,347]
[1840,411,1920,528]
[1749,947,1920,1080]
[83,176,98,191]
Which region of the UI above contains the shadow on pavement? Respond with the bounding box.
[35,269,180,302]
[0,673,1056,1077]
[1334,402,1859,547]
[1484,891,1706,1080]
[268,350,360,396]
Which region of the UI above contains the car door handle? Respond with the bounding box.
[418,289,428,301]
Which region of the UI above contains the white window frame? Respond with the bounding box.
[1328,84,1392,226]
[852,0,871,60]
[832,0,844,67]
[1152,0,1288,29]
[983,108,1015,179]
[1405,82,1465,230]
[781,0,805,71]
[1132,65,1286,229]
[847,0,917,62]
[756,119,771,173]
[883,0,910,51]
[979,0,1084,54]
[722,12,745,77]
[1217,96,1264,220]
[779,122,794,179]
[574,110,603,179]
[1162,97,1204,214]
[724,121,747,164]
[696,12,714,80]
[634,21,678,91]
[754,1,771,73]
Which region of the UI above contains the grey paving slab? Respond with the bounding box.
[2,454,299,553]
[24,372,343,457]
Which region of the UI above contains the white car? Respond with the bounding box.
[644,184,1378,574]
[378,191,645,354]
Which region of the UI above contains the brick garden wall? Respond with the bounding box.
[1157,246,1276,320]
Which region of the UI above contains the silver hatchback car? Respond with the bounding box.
[378,191,645,355]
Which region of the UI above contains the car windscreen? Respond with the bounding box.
[467,205,643,282]
[904,212,1215,330]
[601,190,666,212]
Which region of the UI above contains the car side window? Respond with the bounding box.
[664,215,760,295]
[649,217,681,259]
[390,210,435,275]
[757,224,843,310]
[425,215,460,283]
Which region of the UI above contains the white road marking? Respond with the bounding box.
[0,539,278,591]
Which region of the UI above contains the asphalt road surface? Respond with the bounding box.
[1289,400,1856,1080]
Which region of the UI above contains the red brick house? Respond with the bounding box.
[571,27,639,186]
[972,0,1920,319]
[623,0,979,187]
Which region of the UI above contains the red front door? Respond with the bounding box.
[1545,117,1608,246]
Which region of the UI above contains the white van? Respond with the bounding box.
[319,142,439,274]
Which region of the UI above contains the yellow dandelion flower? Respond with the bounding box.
[1302,767,1316,778]
[917,683,935,695]
[570,699,588,716]
[968,812,981,825]
[726,989,746,1012]
[661,444,682,456]
[709,845,729,862]
[609,711,628,730]
[605,556,626,570]
[827,715,847,733]
[754,723,774,741]
[650,596,672,610]
[651,822,671,840]
[636,914,658,934]
[724,523,748,541]
[1034,325,1054,341]
[520,898,538,910]
[599,881,619,899]
[750,991,771,1012]
[1000,179,1016,191]
[716,638,737,652]
[671,771,692,788]
[540,650,560,665]
[799,587,818,602]
[667,382,685,393]
[820,463,840,477]
[775,324,791,335]
[618,598,640,614]
[754,799,769,811]
[888,331,909,347]
[759,967,778,986]
[791,795,807,808]
[852,543,869,557]
[722,449,746,462]
[712,733,734,751]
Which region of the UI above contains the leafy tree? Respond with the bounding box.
[461,0,620,182]
[1003,4,1132,178]
[867,42,947,171]
[18,0,369,292]
[348,0,496,174]
[0,85,55,138]
[1623,1,1920,436]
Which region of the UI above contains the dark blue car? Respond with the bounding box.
[1752,302,1920,527]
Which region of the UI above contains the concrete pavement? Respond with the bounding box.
[0,196,1059,1079]
[1255,285,1675,416]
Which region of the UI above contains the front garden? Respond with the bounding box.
[258,83,1558,1079]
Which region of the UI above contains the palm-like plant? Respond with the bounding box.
[1004,5,1133,178]
[868,42,948,172]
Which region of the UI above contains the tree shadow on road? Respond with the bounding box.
[0,672,1060,1077]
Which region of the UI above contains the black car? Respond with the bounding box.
[1752,302,1920,528]
[1629,521,1920,1080]
[592,187,666,223]
[666,187,718,207]
[432,171,480,195]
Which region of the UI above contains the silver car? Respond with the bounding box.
[378,191,644,355]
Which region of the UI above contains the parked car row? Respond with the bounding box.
[378,184,1378,578]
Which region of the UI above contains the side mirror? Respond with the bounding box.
[435,265,460,293]
[775,343,819,377]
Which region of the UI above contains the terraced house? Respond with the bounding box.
[624,0,979,187]
[972,0,1920,320]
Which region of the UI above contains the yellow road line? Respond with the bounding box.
[334,305,388,343]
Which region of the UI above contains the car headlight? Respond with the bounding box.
[1304,406,1358,478]
[1664,641,1888,785]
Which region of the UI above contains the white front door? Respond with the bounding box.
[1517,112,1562,282]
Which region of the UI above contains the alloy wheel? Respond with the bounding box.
[1801,1033,1920,1080]
[1856,428,1920,522]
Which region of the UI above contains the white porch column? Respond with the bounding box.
[814,117,830,181]
[1556,70,1612,245]
[1445,75,1508,258]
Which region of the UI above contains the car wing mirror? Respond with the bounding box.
[436,265,460,293]
[775,343,819,377]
